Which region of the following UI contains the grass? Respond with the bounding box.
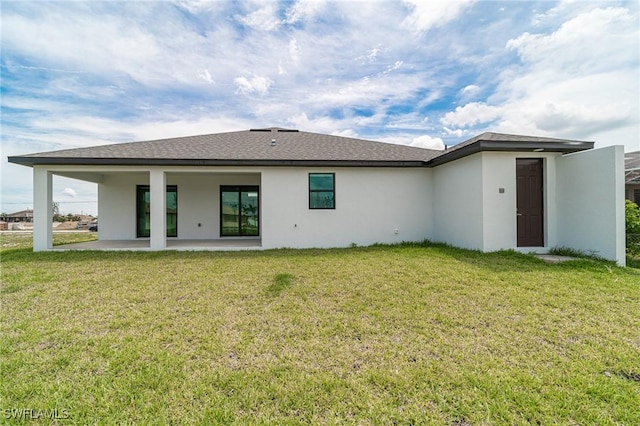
[1,235,639,424]
[0,231,97,251]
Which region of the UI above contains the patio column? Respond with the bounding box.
[33,166,53,251]
[149,169,166,250]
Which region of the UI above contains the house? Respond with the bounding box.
[0,209,34,231]
[8,128,626,265]
[625,151,640,204]
[0,209,34,223]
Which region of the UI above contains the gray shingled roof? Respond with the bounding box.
[446,132,592,152]
[8,128,441,167]
[8,128,594,168]
[428,132,593,166]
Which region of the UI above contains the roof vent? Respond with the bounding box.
[277,129,299,132]
[270,139,276,146]
[250,128,271,132]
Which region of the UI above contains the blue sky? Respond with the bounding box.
[2,0,639,215]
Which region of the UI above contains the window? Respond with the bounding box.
[309,173,335,209]
[220,186,259,236]
[136,185,177,238]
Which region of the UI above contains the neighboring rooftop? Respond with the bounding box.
[8,128,595,168]
[0,209,34,222]
[1,209,33,217]
[625,151,640,184]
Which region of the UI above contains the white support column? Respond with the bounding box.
[149,169,166,250]
[33,167,53,251]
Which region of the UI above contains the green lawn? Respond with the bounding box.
[0,231,97,251]
[1,234,639,424]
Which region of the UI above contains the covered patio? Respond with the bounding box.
[29,166,262,251]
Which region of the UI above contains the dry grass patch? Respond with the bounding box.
[1,239,639,424]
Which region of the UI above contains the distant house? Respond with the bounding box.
[625,151,640,204]
[75,214,97,229]
[0,209,34,223]
[8,128,626,265]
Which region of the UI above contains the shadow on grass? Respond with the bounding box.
[376,240,634,275]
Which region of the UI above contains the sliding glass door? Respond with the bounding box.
[220,186,259,236]
[136,185,177,238]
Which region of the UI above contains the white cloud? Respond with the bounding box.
[235,5,281,31]
[234,74,274,96]
[402,0,475,33]
[459,84,480,99]
[383,60,403,74]
[278,61,287,75]
[440,102,502,128]
[289,38,300,64]
[410,134,445,150]
[172,0,222,14]
[365,47,381,63]
[198,69,214,84]
[356,46,385,65]
[507,7,636,74]
[307,71,427,110]
[504,7,639,143]
[443,127,466,137]
[331,128,359,138]
[287,112,384,137]
[62,187,77,198]
[437,5,639,150]
[5,115,253,153]
[285,0,327,24]
[126,117,255,141]
[0,6,213,87]
[288,112,347,135]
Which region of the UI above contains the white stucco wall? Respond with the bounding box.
[97,167,432,248]
[556,146,625,265]
[432,153,484,250]
[432,151,563,252]
[261,167,433,248]
[98,172,146,240]
[479,152,515,252]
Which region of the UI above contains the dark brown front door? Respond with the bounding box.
[516,159,544,247]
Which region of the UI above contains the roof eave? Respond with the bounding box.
[426,140,594,167]
[7,156,429,168]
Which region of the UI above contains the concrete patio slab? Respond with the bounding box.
[54,238,262,251]
[535,254,576,263]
